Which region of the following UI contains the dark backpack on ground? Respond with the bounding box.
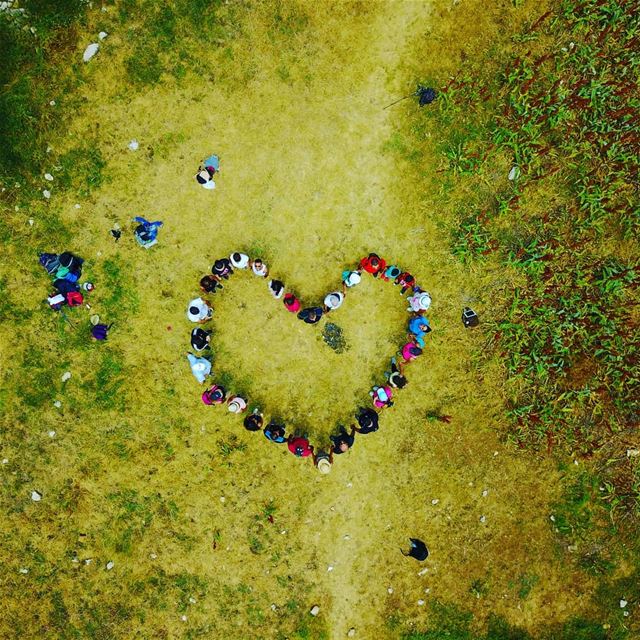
[39,253,60,275]
[92,323,112,340]
[59,251,84,275]
[53,278,80,295]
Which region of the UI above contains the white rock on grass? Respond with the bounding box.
[620,599,628,608]
[310,605,320,616]
[31,490,42,502]
[98,31,108,40]
[53,400,62,408]
[44,173,54,181]
[106,561,114,570]
[19,568,29,574]
[128,139,139,151]
[61,372,71,382]
[28,219,34,226]
[2,459,8,464]
[508,166,520,181]
[387,587,393,594]
[348,629,356,637]
[83,43,99,62]
[43,190,51,199]
[417,599,425,606]
[482,489,489,497]
[480,515,486,523]
[431,499,439,505]
[48,431,56,438]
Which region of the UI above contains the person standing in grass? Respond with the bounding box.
[269,279,285,299]
[200,275,223,294]
[401,342,422,363]
[313,447,334,473]
[407,290,431,313]
[408,316,431,347]
[283,293,301,313]
[251,258,269,278]
[360,253,386,277]
[264,421,286,443]
[212,258,233,280]
[323,291,344,312]
[297,306,323,324]
[353,407,379,434]
[287,434,314,457]
[187,353,211,383]
[342,269,362,293]
[330,425,355,453]
[230,252,250,269]
[195,154,219,190]
[190,327,212,352]
[227,395,247,414]
[244,410,264,432]
[202,384,226,405]
[187,297,213,323]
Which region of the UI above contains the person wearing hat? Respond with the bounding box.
[187,353,211,383]
[202,384,226,405]
[187,297,213,323]
[330,425,355,454]
[227,395,247,414]
[287,434,314,458]
[212,258,233,280]
[313,447,334,474]
[230,252,250,269]
[407,290,431,313]
[341,269,362,293]
[323,291,344,312]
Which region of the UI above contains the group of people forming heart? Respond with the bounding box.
[185,252,432,474]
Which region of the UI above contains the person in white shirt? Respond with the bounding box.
[341,269,361,293]
[251,258,269,278]
[324,291,344,311]
[230,252,250,269]
[187,297,213,323]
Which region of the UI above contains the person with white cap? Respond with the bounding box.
[313,447,334,474]
[227,395,247,414]
[187,297,213,323]
[323,291,344,312]
[186,353,211,384]
[407,290,431,313]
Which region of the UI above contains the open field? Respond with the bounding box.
[1,1,638,638]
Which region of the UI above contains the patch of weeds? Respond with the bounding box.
[91,350,126,410]
[100,258,139,315]
[552,472,600,541]
[125,45,164,85]
[217,434,247,460]
[262,499,277,521]
[57,143,106,197]
[516,573,539,600]
[322,322,348,353]
[470,578,489,599]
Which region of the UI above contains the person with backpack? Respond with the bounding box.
[341,269,362,292]
[264,421,286,443]
[133,216,163,248]
[323,292,344,312]
[212,258,233,280]
[200,275,223,294]
[407,290,431,313]
[408,316,431,347]
[287,434,314,458]
[395,271,416,294]
[370,385,394,410]
[244,410,264,432]
[202,384,226,405]
[385,357,408,389]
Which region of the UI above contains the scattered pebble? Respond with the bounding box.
[19,568,29,574]
[431,499,439,505]
[98,31,108,40]
[150,553,157,559]
[46,146,52,153]
[550,515,556,522]
[387,587,393,594]
[418,567,429,576]
[624,611,629,617]
[620,599,628,608]
[270,603,277,611]
[83,43,100,62]
[44,173,54,181]
[280,530,287,535]
[49,100,56,106]
[28,219,34,226]
[417,599,425,606]
[327,565,334,572]
[482,489,489,497]
[61,372,71,382]
[180,615,187,622]
[74,203,81,209]
[43,189,51,199]
[348,629,356,637]
[2,459,8,465]
[346,482,353,488]
[508,166,520,181]
[480,515,486,523]
[424,588,431,594]
[627,449,639,458]
[189,597,196,604]
[84,558,92,565]
[128,139,139,151]
[106,561,114,570]
[343,534,350,540]
[310,605,320,616]
[493,451,498,456]
[31,490,42,502]
[220,496,225,502]
[48,431,56,438]
[53,400,62,408]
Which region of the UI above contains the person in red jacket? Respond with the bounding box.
[287,435,314,458]
[360,253,386,277]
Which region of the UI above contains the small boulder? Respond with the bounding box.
[83,43,99,62]
[310,605,320,616]
[31,490,42,502]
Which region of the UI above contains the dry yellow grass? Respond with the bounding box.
[0,1,606,638]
